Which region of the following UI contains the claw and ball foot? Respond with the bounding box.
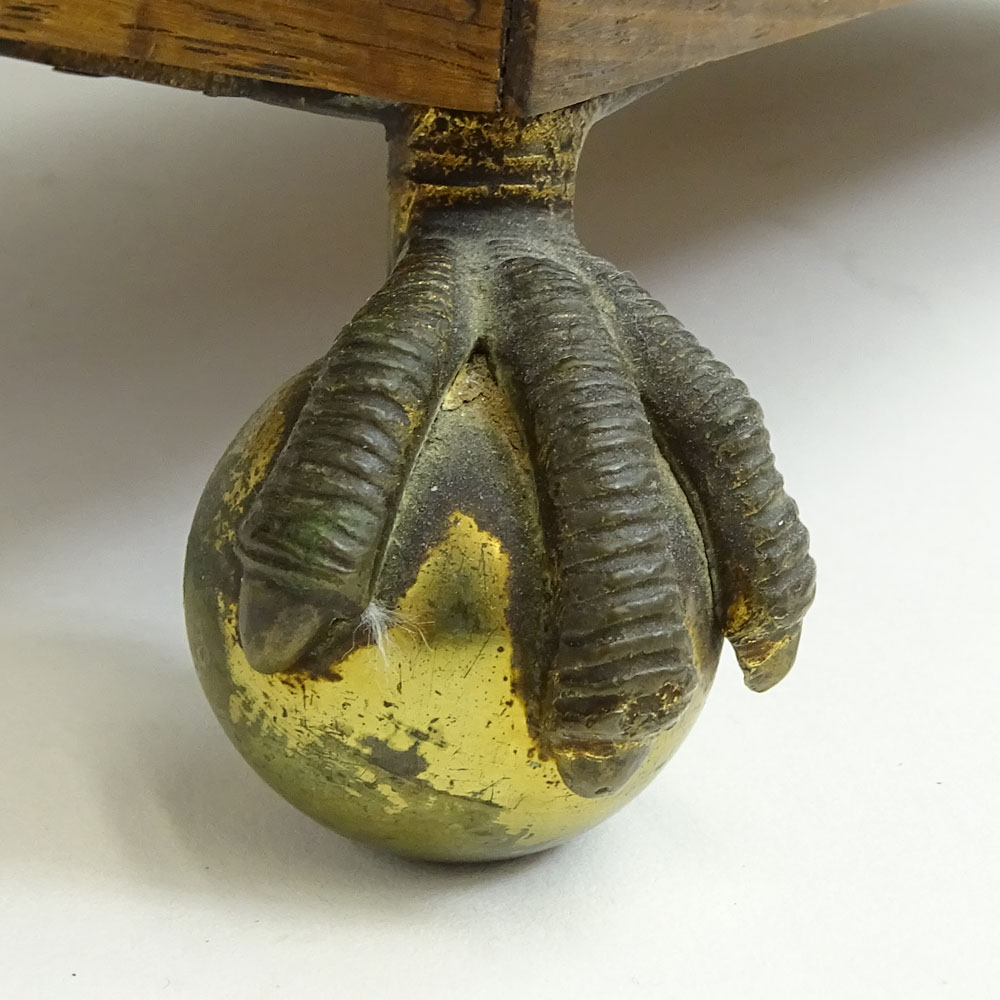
[184,92,815,861]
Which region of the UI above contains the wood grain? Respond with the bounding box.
[0,0,506,110]
[0,0,910,115]
[502,0,911,115]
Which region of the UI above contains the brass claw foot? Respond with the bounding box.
[185,91,815,860]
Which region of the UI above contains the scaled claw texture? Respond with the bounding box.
[233,226,816,797]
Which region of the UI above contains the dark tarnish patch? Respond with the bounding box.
[360,736,430,779]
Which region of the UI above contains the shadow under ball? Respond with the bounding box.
[184,94,815,862]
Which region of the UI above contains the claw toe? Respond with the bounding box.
[551,741,651,798]
[734,626,803,693]
[237,573,328,675]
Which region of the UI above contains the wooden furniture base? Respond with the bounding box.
[0,0,907,113]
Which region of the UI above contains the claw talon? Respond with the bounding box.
[237,573,330,675]
[735,627,802,693]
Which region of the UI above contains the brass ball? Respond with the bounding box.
[184,360,721,862]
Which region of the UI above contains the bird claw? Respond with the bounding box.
[229,223,815,798]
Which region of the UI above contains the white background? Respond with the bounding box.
[1,1,998,996]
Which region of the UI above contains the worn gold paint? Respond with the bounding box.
[212,402,287,551]
[391,182,576,242]
[725,594,753,634]
[387,104,587,253]
[404,106,585,154]
[724,594,792,663]
[208,505,706,858]
[741,633,791,668]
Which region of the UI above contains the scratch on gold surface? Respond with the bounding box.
[217,509,697,850]
[212,400,287,551]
